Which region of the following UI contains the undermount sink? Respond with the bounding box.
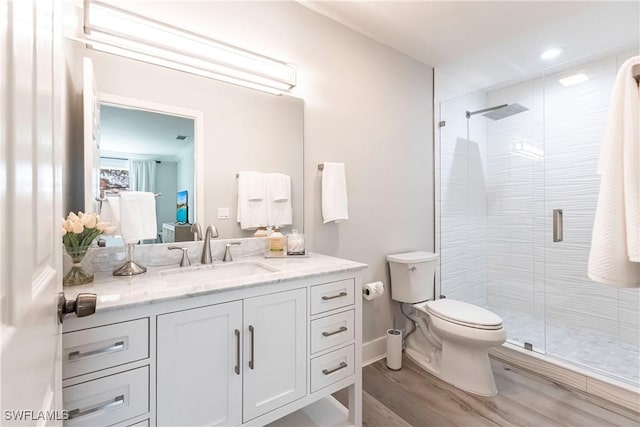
[159,261,280,282]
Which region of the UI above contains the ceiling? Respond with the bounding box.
[100,105,194,161]
[302,1,640,90]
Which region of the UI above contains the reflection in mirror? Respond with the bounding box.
[98,103,196,246]
[67,39,303,242]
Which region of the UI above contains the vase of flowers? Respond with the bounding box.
[62,211,115,286]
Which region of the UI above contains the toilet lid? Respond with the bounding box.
[425,299,503,330]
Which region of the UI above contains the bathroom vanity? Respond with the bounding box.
[61,248,366,427]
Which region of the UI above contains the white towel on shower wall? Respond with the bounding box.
[588,55,640,288]
[322,162,349,224]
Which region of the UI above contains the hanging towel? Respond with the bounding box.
[237,171,268,229]
[119,191,158,244]
[100,196,121,235]
[588,55,640,288]
[267,173,292,226]
[322,162,349,224]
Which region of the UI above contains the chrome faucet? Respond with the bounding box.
[223,242,241,262]
[168,246,191,267]
[191,223,203,241]
[200,225,219,264]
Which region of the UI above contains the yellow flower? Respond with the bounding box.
[96,221,109,231]
[68,212,79,222]
[61,227,67,236]
[83,214,97,228]
[63,219,74,232]
[72,221,84,234]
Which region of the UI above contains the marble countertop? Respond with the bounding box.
[64,252,367,313]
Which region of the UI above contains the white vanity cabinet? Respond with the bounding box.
[156,288,307,426]
[156,301,243,426]
[62,255,364,427]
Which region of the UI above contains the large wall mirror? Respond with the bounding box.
[67,39,304,243]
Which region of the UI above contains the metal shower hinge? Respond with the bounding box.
[439,120,446,127]
[524,342,533,351]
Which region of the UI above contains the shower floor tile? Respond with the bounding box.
[490,306,640,387]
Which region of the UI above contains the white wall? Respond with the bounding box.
[90,1,434,344]
[176,144,195,224]
[156,161,178,233]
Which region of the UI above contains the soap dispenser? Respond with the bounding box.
[268,226,285,254]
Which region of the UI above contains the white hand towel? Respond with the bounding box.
[588,55,640,288]
[322,162,349,224]
[267,173,292,226]
[100,196,121,234]
[119,191,158,244]
[237,171,268,229]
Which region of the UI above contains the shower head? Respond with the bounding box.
[465,103,529,120]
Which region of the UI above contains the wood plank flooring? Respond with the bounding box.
[334,356,640,427]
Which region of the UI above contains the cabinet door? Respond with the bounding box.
[243,288,307,422]
[157,301,242,426]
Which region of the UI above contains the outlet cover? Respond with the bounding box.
[218,207,230,220]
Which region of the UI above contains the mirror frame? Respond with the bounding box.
[91,92,205,226]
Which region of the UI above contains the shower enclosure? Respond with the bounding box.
[437,50,639,387]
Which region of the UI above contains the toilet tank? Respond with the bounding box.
[387,251,439,303]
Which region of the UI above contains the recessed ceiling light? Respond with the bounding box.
[541,47,565,60]
[559,73,589,87]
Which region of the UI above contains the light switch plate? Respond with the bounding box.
[218,207,230,220]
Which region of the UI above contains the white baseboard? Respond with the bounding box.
[491,343,640,414]
[362,336,386,366]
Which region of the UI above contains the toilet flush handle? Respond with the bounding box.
[408,266,417,272]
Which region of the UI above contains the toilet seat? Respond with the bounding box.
[419,299,503,330]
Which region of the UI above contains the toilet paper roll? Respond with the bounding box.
[362,281,384,300]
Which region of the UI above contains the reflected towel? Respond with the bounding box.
[237,171,268,229]
[100,196,121,235]
[588,55,640,288]
[119,191,158,244]
[267,173,292,226]
[322,162,349,224]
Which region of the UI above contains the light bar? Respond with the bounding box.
[83,1,296,95]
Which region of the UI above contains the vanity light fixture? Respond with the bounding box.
[558,73,589,87]
[83,1,296,95]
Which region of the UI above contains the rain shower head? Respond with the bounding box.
[465,103,529,120]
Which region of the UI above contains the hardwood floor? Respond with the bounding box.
[334,356,640,427]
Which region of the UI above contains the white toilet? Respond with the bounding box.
[387,251,506,396]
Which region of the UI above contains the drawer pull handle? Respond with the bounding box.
[248,325,255,370]
[322,326,348,337]
[68,394,125,419]
[68,341,125,361]
[322,362,348,375]
[322,291,347,301]
[234,329,241,375]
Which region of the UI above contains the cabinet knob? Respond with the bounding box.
[57,292,97,324]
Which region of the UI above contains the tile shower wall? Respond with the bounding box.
[485,51,639,347]
[440,50,639,373]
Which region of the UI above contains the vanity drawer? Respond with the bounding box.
[310,310,354,354]
[63,366,149,427]
[310,279,355,315]
[310,345,355,393]
[63,318,149,379]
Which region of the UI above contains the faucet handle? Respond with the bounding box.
[223,242,241,262]
[168,246,191,267]
[206,225,219,239]
[191,223,203,241]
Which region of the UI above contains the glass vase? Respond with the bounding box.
[63,246,93,286]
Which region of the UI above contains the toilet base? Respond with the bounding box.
[405,340,499,397]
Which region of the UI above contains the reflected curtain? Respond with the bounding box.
[129,160,157,192]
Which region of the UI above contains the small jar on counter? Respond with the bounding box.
[286,229,305,255]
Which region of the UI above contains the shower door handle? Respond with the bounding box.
[553,209,563,242]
